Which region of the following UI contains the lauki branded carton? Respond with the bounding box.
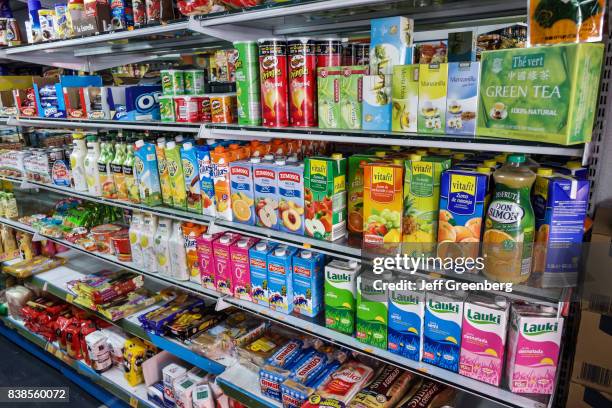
[506,304,563,394]
[363,161,404,244]
[292,249,325,318]
[362,74,392,131]
[133,140,162,206]
[276,158,305,235]
[213,232,241,295]
[369,16,414,75]
[195,146,216,217]
[446,62,480,136]
[324,259,361,335]
[304,155,347,241]
[229,159,256,225]
[253,157,279,230]
[418,63,448,134]
[459,294,510,386]
[249,240,278,306]
[392,65,419,133]
[423,291,466,372]
[196,232,223,291]
[387,277,425,361]
[180,143,202,214]
[267,245,297,314]
[230,237,259,301]
[356,272,389,349]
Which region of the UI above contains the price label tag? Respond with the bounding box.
[129,396,138,407]
[215,296,232,311]
[65,294,74,303]
[45,342,55,353]
[54,349,63,359]
[363,347,374,353]
[303,243,311,249]
[42,282,48,292]
[417,367,428,374]
[197,124,212,140]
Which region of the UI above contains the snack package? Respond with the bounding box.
[237,332,288,367]
[396,380,455,408]
[3,256,66,278]
[281,360,342,408]
[311,360,374,404]
[349,366,417,408]
[138,294,204,335]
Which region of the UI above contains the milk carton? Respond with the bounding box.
[229,159,256,225]
[133,140,162,206]
[459,294,510,386]
[417,63,448,134]
[388,279,425,361]
[324,260,361,335]
[249,240,277,306]
[196,146,216,217]
[446,62,479,136]
[276,158,305,235]
[196,232,222,291]
[356,272,389,349]
[423,291,466,372]
[267,245,297,314]
[212,233,241,295]
[253,158,279,230]
[292,250,325,318]
[162,363,187,408]
[506,304,563,394]
[154,217,173,278]
[230,237,259,301]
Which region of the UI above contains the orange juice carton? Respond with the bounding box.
[213,232,241,295]
[229,158,256,225]
[182,222,206,284]
[211,146,237,221]
[304,154,347,241]
[249,240,278,306]
[532,171,589,287]
[196,232,223,291]
[230,237,259,301]
[347,153,378,235]
[195,146,216,217]
[267,245,297,314]
[506,304,563,394]
[249,140,270,158]
[276,158,305,235]
[363,161,404,244]
[253,157,279,230]
[292,249,325,318]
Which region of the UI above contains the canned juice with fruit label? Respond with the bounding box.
[316,39,342,68]
[288,38,317,127]
[258,39,289,127]
[234,41,262,126]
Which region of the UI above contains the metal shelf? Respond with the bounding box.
[8,117,201,133]
[217,364,281,408]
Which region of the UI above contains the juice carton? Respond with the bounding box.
[230,237,259,301]
[369,16,414,75]
[129,212,145,269]
[292,250,325,318]
[155,139,173,207]
[229,159,256,225]
[392,65,419,133]
[180,143,202,214]
[267,245,297,314]
[506,304,563,394]
[196,232,223,291]
[253,158,279,230]
[141,214,159,273]
[304,155,347,241]
[338,66,368,130]
[362,161,404,244]
[423,291,466,372]
[362,74,392,131]
[459,294,510,386]
[133,140,162,206]
[532,173,589,287]
[213,232,241,295]
[356,272,389,349]
[446,62,479,136]
[164,141,187,210]
[387,278,425,361]
[154,217,173,278]
[417,63,448,134]
[211,146,239,221]
[324,259,361,335]
[195,146,216,217]
[170,221,189,281]
[249,240,278,306]
[276,158,305,235]
[437,169,488,264]
[347,154,378,235]
[182,222,206,284]
[403,156,451,253]
[317,66,342,129]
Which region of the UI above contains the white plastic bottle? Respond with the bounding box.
[169,220,189,281]
[70,132,88,191]
[129,212,145,269]
[154,217,173,278]
[84,133,102,196]
[141,214,159,273]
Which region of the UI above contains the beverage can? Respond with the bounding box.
[234,40,261,126]
[258,38,289,127]
[316,38,342,67]
[288,37,317,127]
[159,96,175,122]
[183,70,205,95]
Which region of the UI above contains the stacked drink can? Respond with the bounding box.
[233,41,262,126]
[159,69,209,123]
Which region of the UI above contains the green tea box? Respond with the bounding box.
[477,43,604,145]
[317,66,342,129]
[362,74,392,131]
[417,63,448,134]
[339,66,369,130]
[392,65,419,133]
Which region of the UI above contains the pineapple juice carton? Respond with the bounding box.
[292,249,325,318]
[267,245,297,314]
[446,62,479,136]
[392,65,419,133]
[230,237,259,301]
[356,272,390,349]
[324,259,361,335]
[387,277,425,361]
[196,232,223,291]
[249,240,277,306]
[229,159,256,225]
[253,157,279,230]
[213,232,241,295]
[417,63,448,134]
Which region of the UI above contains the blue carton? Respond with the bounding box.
[292,250,325,318]
[267,245,297,314]
[362,74,392,131]
[369,16,414,75]
[388,282,425,361]
[423,291,465,372]
[123,85,162,121]
[196,146,217,217]
[446,62,480,135]
[249,241,277,307]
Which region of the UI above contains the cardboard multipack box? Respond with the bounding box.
[0,76,33,116]
[60,75,103,119]
[70,0,111,37]
[566,382,612,408]
[122,85,162,121]
[105,86,127,120]
[582,206,612,315]
[82,87,110,119]
[571,310,612,394]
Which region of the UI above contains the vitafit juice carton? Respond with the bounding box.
[506,304,563,394]
[459,294,510,386]
[229,158,256,225]
[230,237,259,301]
[292,250,325,318]
[276,158,305,235]
[196,232,223,291]
[249,240,278,306]
[213,232,241,295]
[267,245,297,314]
[253,156,279,230]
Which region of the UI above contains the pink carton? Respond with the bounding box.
[230,236,259,301]
[196,232,223,291]
[212,232,241,295]
[459,294,510,386]
[506,304,564,395]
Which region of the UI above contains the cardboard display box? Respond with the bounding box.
[582,206,612,315]
[571,310,612,394]
[567,382,612,408]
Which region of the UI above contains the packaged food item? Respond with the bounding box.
[416,40,447,64]
[391,65,419,133]
[134,140,162,206]
[249,240,277,306]
[325,259,360,335]
[281,360,341,408]
[192,383,215,408]
[84,330,113,372]
[159,96,175,122]
[210,93,236,124]
[316,38,342,68]
[396,380,455,408]
[234,40,261,126]
[229,159,256,225]
[288,37,317,127]
[5,285,33,319]
[445,62,479,136]
[387,278,425,361]
[91,224,123,253]
[123,338,146,386]
[339,66,368,130]
[230,236,258,301]
[258,38,289,127]
[163,363,187,408]
[311,360,374,404]
[183,70,205,95]
[349,366,417,408]
[362,74,392,131]
[168,305,221,341]
[417,63,448,134]
[343,42,370,66]
[369,16,414,75]
[267,245,297,314]
[3,256,66,278]
[161,70,184,96]
[147,382,165,408]
[238,332,286,367]
[84,134,102,196]
[174,95,203,123]
[317,66,342,129]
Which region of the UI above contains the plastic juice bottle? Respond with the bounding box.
[123,139,140,204]
[483,154,536,283]
[111,135,128,200]
[70,132,88,191]
[129,212,145,269]
[154,217,173,278]
[165,141,187,210]
[156,138,174,207]
[84,134,102,196]
[141,214,158,273]
[99,135,117,199]
[169,220,189,281]
[182,222,206,283]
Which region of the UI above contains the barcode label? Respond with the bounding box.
[587,293,612,315]
[579,362,612,387]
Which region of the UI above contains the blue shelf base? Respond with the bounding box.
[147,332,226,375]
